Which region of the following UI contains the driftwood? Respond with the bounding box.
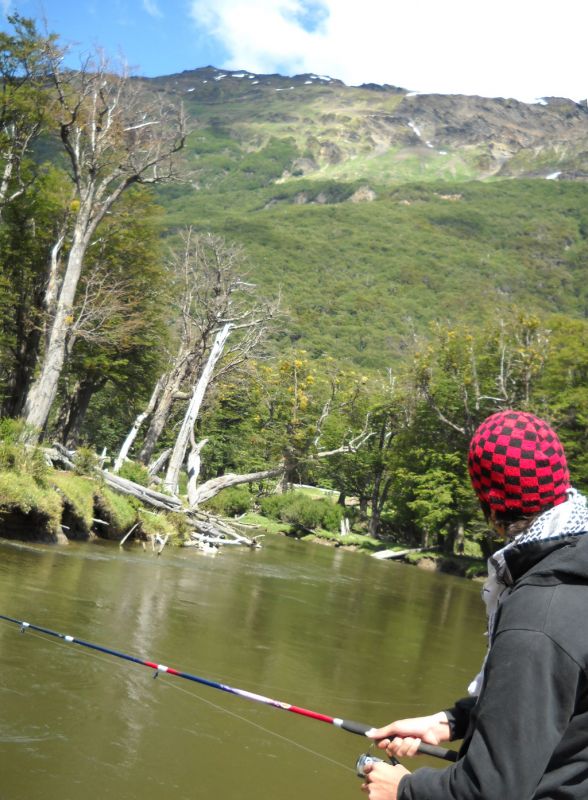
[148,448,171,478]
[189,465,285,507]
[119,522,139,547]
[184,530,263,550]
[153,533,169,555]
[372,546,441,561]
[43,444,261,548]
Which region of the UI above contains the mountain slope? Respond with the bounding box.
[145,67,588,184]
[138,68,588,368]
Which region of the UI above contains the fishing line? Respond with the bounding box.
[0,614,457,763]
[18,626,355,774]
[160,679,355,773]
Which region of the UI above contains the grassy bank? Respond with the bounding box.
[0,468,183,545]
[0,423,487,578]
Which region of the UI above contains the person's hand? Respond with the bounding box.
[360,760,410,800]
[367,711,450,759]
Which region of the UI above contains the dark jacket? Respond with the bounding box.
[399,532,588,800]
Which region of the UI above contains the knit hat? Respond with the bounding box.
[468,410,570,514]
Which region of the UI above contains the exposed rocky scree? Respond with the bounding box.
[141,66,588,182]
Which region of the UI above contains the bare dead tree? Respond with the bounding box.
[132,230,277,466]
[164,300,277,495]
[112,377,165,474]
[164,322,233,495]
[22,48,186,438]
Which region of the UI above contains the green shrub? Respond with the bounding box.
[259,492,344,532]
[73,447,101,476]
[319,501,345,532]
[258,493,289,520]
[118,460,151,487]
[0,418,48,482]
[203,486,253,517]
[279,495,323,530]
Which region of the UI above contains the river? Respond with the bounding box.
[0,534,487,800]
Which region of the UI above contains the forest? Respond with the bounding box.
[1,15,588,563]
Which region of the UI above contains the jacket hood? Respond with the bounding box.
[504,531,588,586]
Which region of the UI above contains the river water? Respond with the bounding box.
[0,534,486,800]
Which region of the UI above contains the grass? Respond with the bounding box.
[310,146,482,184]
[51,472,96,531]
[301,528,382,551]
[136,508,178,540]
[238,511,291,535]
[403,549,487,578]
[93,487,139,539]
[0,471,63,541]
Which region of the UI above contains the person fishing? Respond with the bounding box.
[361,409,588,800]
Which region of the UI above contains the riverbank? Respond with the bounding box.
[239,512,487,579]
[0,439,487,579]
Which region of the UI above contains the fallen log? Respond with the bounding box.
[42,446,261,548]
[372,546,441,560]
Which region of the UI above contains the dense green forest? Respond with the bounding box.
[1,16,588,560]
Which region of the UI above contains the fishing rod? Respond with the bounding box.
[0,613,457,763]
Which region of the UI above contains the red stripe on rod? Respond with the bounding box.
[289,706,335,723]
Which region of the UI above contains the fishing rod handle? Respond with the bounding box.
[341,719,457,763]
[415,742,458,762]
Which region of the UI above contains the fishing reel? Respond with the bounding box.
[355,752,398,778]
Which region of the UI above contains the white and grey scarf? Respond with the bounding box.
[468,488,588,696]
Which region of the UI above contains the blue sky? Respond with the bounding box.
[5,0,229,77]
[3,0,587,102]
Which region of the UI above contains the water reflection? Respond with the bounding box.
[0,535,486,800]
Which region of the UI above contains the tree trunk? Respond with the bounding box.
[113,377,164,473]
[138,359,193,465]
[186,438,209,507]
[368,508,381,538]
[369,470,383,537]
[59,377,105,448]
[164,324,232,494]
[22,223,91,439]
[446,519,465,555]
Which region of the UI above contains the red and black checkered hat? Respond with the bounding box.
[468,410,570,513]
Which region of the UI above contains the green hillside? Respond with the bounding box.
[139,68,588,368]
[156,176,588,368]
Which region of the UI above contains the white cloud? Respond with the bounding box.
[189,0,588,101]
[143,0,163,18]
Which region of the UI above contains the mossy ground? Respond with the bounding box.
[0,471,63,541]
[0,466,182,545]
